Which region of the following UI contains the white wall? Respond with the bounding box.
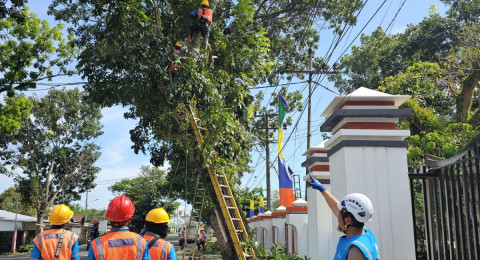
[306,186,335,259]
[286,213,308,258]
[272,218,286,246]
[0,220,22,232]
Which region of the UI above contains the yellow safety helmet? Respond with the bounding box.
[175,41,182,47]
[49,204,74,225]
[145,208,171,224]
[200,0,209,6]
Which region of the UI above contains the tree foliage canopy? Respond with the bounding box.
[333,2,480,169]
[0,5,76,96]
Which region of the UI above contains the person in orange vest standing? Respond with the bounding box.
[196,227,207,251]
[31,204,79,260]
[88,195,150,260]
[187,0,213,49]
[142,208,176,260]
[178,226,186,251]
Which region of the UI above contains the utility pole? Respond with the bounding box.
[283,48,339,199]
[255,110,278,211]
[307,48,313,149]
[265,112,270,211]
[284,50,338,150]
[85,190,88,222]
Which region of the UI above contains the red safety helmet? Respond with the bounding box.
[106,195,135,222]
[92,220,99,225]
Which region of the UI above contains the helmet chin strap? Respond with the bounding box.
[340,208,350,231]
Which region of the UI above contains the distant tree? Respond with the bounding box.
[271,190,280,210]
[0,88,103,234]
[109,165,180,232]
[69,203,107,222]
[0,186,36,216]
[0,95,32,140]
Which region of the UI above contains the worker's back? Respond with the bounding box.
[90,229,147,260]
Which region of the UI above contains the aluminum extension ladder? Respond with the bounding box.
[187,105,255,260]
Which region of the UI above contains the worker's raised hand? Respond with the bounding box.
[309,175,326,192]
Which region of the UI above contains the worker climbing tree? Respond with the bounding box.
[169,41,184,82]
[187,0,213,49]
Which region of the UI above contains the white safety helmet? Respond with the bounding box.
[337,193,374,223]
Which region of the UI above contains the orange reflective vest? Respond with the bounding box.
[91,231,147,260]
[143,232,173,260]
[200,232,206,241]
[33,229,78,260]
[197,8,212,23]
[180,230,185,239]
[170,49,181,70]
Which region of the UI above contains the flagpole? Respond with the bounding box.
[265,112,271,211]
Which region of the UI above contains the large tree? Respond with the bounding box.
[48,0,365,258]
[0,88,103,234]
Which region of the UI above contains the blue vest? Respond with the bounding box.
[334,227,379,260]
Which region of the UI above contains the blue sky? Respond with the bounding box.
[0,0,449,212]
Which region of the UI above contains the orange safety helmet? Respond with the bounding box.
[106,195,135,222]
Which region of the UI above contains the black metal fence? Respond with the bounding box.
[409,135,480,260]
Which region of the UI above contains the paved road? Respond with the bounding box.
[0,234,181,260]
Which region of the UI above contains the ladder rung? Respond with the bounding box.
[227,206,236,209]
[223,195,232,199]
[235,230,244,233]
[195,201,202,204]
[219,184,228,188]
[216,174,225,178]
[231,218,240,221]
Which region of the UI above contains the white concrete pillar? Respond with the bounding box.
[302,140,335,259]
[320,87,415,260]
[286,199,308,258]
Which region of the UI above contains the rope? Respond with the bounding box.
[162,159,181,208]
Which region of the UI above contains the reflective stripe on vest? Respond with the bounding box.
[160,241,170,259]
[35,234,43,248]
[67,232,76,249]
[136,235,143,260]
[143,234,172,260]
[93,232,144,260]
[33,229,77,260]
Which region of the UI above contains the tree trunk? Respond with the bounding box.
[209,211,234,260]
[36,212,44,235]
[457,63,480,122]
[189,153,238,259]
